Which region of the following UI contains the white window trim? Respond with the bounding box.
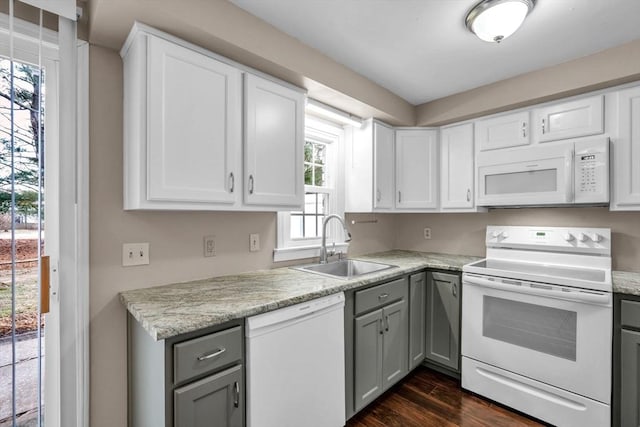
[274,116,347,262]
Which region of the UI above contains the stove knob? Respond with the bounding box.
[501,231,509,239]
[564,233,574,242]
[491,231,502,239]
[578,232,588,242]
[591,233,602,243]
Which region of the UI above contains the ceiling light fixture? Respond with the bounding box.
[465,0,535,43]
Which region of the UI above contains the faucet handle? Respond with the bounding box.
[328,242,336,256]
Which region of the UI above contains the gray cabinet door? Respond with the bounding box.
[382,299,409,390]
[354,309,383,412]
[621,329,640,427]
[409,272,426,369]
[174,364,243,427]
[426,272,460,372]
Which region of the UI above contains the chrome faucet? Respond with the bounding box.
[320,214,352,264]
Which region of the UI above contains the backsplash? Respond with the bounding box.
[394,207,640,273]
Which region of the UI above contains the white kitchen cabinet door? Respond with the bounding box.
[534,95,604,143]
[146,36,242,205]
[612,86,640,210]
[244,73,305,208]
[373,123,395,210]
[475,111,529,151]
[440,123,474,210]
[123,32,243,210]
[395,129,438,210]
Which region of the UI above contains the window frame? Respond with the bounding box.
[274,116,346,262]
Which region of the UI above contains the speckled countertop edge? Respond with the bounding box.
[613,270,640,296]
[119,250,481,341]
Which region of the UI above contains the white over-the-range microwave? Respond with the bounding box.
[476,137,609,207]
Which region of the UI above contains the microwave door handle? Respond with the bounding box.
[566,150,574,203]
[463,275,611,305]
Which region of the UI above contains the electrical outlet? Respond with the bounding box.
[424,228,431,240]
[203,235,216,257]
[250,233,260,252]
[122,243,149,266]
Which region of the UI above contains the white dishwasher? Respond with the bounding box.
[246,292,345,427]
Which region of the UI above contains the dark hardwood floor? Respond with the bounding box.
[346,366,547,427]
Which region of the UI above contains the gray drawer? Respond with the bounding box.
[174,326,242,385]
[355,277,407,315]
[621,300,640,329]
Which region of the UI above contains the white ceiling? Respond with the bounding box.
[229,0,640,105]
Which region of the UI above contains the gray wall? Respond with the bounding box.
[394,208,640,272]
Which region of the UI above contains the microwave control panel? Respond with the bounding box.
[574,138,609,204]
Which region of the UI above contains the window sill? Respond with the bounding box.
[273,243,349,263]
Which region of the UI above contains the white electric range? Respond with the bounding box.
[462,225,612,427]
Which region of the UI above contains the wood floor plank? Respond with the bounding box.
[346,366,546,427]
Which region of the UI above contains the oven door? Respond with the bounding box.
[461,273,611,404]
[476,142,573,206]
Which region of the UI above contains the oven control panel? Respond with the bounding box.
[486,225,611,254]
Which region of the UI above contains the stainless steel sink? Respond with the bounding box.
[294,259,397,279]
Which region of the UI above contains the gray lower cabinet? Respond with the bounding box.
[425,271,460,372]
[352,277,409,413]
[174,364,243,427]
[615,295,640,427]
[128,315,245,427]
[408,272,426,369]
[354,309,384,409]
[621,329,640,427]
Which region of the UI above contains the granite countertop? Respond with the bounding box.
[120,250,481,341]
[120,249,640,341]
[613,270,640,296]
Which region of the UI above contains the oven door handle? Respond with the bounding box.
[463,275,611,305]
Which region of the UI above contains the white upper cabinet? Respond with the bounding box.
[374,123,395,210]
[243,73,304,208]
[533,95,604,143]
[345,120,394,213]
[612,86,640,210]
[440,123,475,210]
[123,31,242,210]
[146,36,242,206]
[476,111,529,151]
[395,129,438,210]
[121,24,305,211]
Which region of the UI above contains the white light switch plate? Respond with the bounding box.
[122,243,149,266]
[204,235,216,257]
[250,233,260,252]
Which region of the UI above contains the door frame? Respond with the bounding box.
[0,13,89,427]
[58,17,89,427]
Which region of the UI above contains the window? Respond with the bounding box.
[291,140,329,240]
[275,116,345,262]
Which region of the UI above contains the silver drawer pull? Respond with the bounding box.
[197,347,226,361]
[378,293,389,300]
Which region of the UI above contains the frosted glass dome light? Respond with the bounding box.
[465,0,535,43]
